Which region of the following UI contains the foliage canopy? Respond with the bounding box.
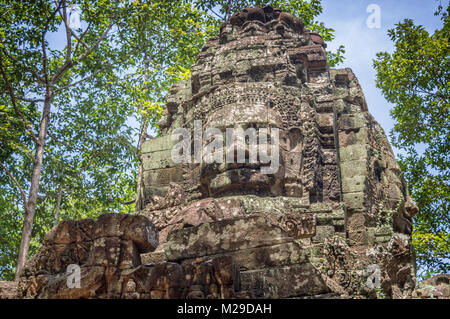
[374,4,449,278]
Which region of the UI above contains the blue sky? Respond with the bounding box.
[318,0,443,154]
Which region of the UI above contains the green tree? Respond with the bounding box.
[0,0,211,280]
[373,4,449,278]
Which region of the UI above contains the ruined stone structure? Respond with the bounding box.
[10,6,424,299]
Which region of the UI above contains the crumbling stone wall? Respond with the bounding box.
[14,214,245,299]
[16,214,158,298]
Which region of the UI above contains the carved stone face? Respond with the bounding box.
[136,3,330,208]
[190,85,310,200]
[199,99,285,197]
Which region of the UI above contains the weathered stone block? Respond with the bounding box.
[142,150,176,170]
[182,242,308,271]
[44,219,95,245]
[120,215,158,253]
[415,274,450,299]
[165,216,293,261]
[143,167,184,187]
[338,113,366,130]
[143,185,169,198]
[212,256,236,286]
[93,213,123,238]
[348,230,368,246]
[339,145,368,162]
[148,262,185,299]
[141,248,168,265]
[318,113,334,132]
[36,266,105,299]
[141,135,178,154]
[342,175,367,193]
[338,127,368,147]
[346,211,365,233]
[263,212,316,239]
[340,160,367,178]
[20,241,92,276]
[316,101,334,113]
[312,226,335,243]
[343,192,366,211]
[0,281,18,299]
[119,240,141,270]
[316,213,332,225]
[240,263,330,298]
[120,265,153,296]
[88,237,121,267]
[93,214,158,253]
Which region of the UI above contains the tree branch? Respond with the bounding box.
[53,41,145,93]
[50,23,112,85]
[75,23,113,62]
[47,130,83,152]
[0,47,46,83]
[55,0,89,51]
[122,199,136,205]
[42,0,63,83]
[61,1,72,67]
[0,58,39,145]
[53,66,104,93]
[0,161,27,206]
[73,22,92,56]
[16,96,45,103]
[209,8,224,21]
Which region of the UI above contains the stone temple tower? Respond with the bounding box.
[136,5,418,298]
[14,6,420,299]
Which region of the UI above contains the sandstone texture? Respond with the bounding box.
[135,5,419,299]
[0,281,18,299]
[4,6,433,299]
[414,274,450,299]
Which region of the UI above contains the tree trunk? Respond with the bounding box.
[135,122,148,211]
[15,90,52,281]
[53,186,63,226]
[135,56,150,211]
